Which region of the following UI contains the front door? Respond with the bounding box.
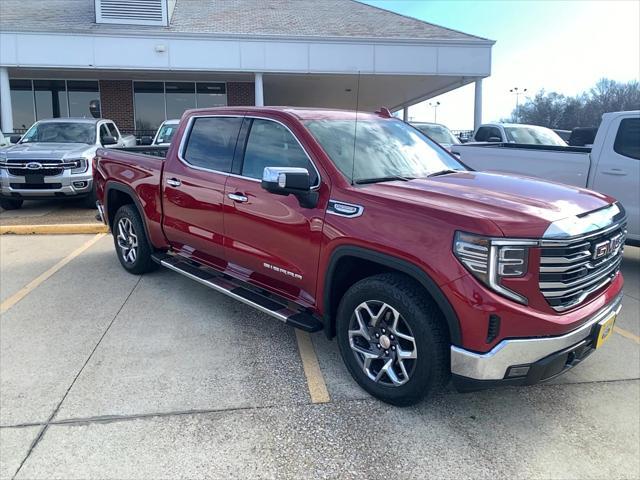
[162,115,243,269]
[223,118,330,307]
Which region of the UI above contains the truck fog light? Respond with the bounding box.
[73,181,87,188]
[506,365,530,378]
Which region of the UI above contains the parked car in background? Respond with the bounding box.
[472,123,567,146]
[411,122,461,150]
[452,111,640,244]
[94,106,625,406]
[0,118,136,209]
[152,119,179,146]
[0,131,15,149]
[568,126,598,147]
[553,129,571,143]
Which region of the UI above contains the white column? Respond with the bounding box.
[474,79,483,131]
[254,72,264,107]
[402,107,409,122]
[0,67,13,133]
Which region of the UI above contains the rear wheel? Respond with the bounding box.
[113,204,157,274]
[0,198,23,210]
[336,273,449,406]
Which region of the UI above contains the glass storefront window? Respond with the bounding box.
[9,80,35,131]
[133,81,165,131]
[34,80,68,120]
[165,82,195,120]
[196,82,227,108]
[68,81,100,118]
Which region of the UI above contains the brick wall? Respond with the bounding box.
[227,82,255,106]
[99,80,134,131]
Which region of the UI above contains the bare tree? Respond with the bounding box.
[509,79,640,129]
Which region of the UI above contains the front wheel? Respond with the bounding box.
[112,204,157,275]
[0,198,23,210]
[336,273,449,406]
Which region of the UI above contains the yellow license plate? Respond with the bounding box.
[595,312,617,349]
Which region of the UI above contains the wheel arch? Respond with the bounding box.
[105,182,153,247]
[323,246,461,346]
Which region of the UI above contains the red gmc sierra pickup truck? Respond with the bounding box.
[94,107,626,406]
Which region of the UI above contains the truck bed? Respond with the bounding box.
[111,145,169,158]
[451,142,592,188]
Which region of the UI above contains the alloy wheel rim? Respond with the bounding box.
[348,300,417,386]
[116,217,138,264]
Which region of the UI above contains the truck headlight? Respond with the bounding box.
[453,231,536,305]
[71,158,88,174]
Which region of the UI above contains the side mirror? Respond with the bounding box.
[487,136,502,143]
[261,167,318,208]
[101,135,118,146]
[9,135,22,144]
[140,136,153,146]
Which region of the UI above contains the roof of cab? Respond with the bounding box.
[184,106,391,121]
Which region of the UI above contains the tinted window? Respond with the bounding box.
[134,82,164,131]
[106,123,119,139]
[67,81,100,118]
[242,119,318,183]
[33,80,68,120]
[165,82,195,119]
[474,127,491,142]
[9,80,35,131]
[614,118,640,160]
[183,117,242,172]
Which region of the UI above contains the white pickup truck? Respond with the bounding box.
[452,111,640,244]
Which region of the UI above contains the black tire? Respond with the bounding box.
[82,184,98,209]
[336,273,449,406]
[0,198,23,210]
[112,204,158,275]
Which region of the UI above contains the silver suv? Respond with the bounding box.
[0,118,135,210]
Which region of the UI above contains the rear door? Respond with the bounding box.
[162,115,243,269]
[223,117,329,306]
[590,115,640,241]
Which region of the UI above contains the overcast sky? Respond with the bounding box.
[360,0,640,130]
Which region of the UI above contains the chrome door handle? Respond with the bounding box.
[602,169,627,176]
[166,178,182,187]
[228,193,248,203]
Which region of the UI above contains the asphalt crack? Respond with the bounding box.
[10,274,144,480]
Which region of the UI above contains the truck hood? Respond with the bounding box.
[2,143,96,160]
[364,171,615,237]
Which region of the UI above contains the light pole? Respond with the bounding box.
[510,87,527,122]
[429,101,441,123]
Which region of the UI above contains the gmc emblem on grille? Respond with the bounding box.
[592,233,623,260]
[25,162,43,170]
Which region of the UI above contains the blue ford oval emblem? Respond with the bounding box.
[25,162,42,170]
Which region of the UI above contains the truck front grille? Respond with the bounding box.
[3,159,80,177]
[539,224,626,312]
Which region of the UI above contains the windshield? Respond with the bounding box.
[21,122,95,144]
[415,124,460,145]
[304,118,464,183]
[504,126,566,146]
[154,123,178,145]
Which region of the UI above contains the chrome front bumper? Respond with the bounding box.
[0,169,93,197]
[451,292,623,381]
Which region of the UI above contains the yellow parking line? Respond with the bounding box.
[0,224,108,235]
[0,233,106,315]
[295,329,331,404]
[614,326,640,344]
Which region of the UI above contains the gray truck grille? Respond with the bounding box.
[539,224,626,312]
[6,159,65,177]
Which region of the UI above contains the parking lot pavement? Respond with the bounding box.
[0,200,96,226]
[0,235,639,479]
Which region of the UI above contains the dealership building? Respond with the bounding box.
[0,0,493,136]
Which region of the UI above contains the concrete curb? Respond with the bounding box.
[0,224,109,235]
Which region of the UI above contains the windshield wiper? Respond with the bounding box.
[427,169,460,178]
[354,175,415,185]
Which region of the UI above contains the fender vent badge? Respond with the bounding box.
[327,200,364,218]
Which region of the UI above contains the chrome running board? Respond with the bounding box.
[151,253,323,332]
